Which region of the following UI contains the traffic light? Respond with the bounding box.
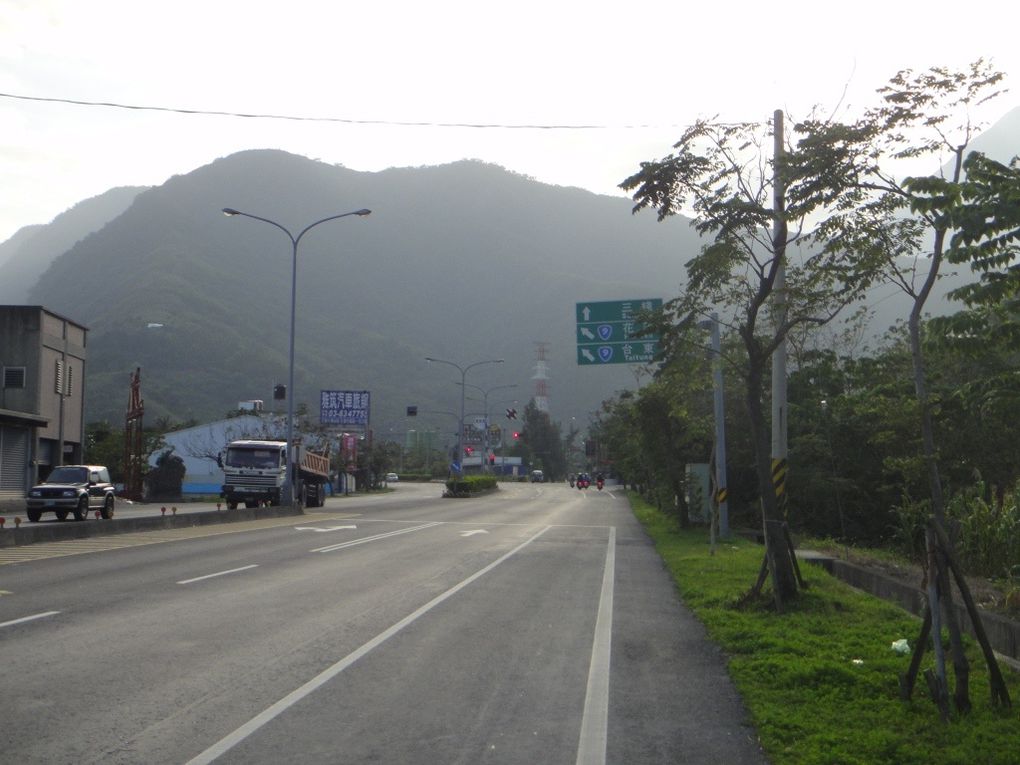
[512,431,520,440]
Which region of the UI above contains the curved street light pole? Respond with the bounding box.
[425,357,504,474]
[223,207,371,505]
[457,382,517,471]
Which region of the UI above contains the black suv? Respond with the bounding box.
[26,465,116,522]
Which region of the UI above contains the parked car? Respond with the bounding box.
[25,465,115,522]
[530,470,545,483]
[385,472,399,483]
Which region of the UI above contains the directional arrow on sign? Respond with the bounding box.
[460,529,489,537]
[582,349,595,362]
[582,306,591,320]
[294,525,358,532]
[580,327,595,340]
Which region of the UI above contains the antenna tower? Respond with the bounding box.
[533,342,550,413]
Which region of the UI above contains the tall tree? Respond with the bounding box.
[621,114,885,607]
[788,59,1009,715]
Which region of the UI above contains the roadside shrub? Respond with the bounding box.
[947,481,1020,579]
[444,475,498,497]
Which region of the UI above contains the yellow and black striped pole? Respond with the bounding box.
[771,457,788,516]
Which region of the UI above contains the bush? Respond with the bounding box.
[444,475,498,497]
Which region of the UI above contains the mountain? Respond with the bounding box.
[19,151,699,432]
[0,186,146,303]
[8,106,1018,435]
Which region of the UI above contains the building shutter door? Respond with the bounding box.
[0,425,30,493]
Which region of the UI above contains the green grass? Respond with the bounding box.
[628,493,1020,765]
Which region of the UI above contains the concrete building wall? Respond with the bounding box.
[0,305,88,510]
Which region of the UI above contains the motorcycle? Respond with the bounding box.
[596,478,604,491]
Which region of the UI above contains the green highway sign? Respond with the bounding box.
[576,298,663,366]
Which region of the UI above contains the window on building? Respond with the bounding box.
[3,367,26,389]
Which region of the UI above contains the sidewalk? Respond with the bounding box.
[609,499,770,763]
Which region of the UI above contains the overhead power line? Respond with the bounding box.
[0,90,689,131]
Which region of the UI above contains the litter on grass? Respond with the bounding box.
[891,638,910,655]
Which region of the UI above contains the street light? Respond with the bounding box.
[425,357,504,474]
[457,382,517,471]
[223,206,371,505]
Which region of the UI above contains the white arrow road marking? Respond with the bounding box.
[294,525,358,532]
[0,611,60,629]
[460,529,488,537]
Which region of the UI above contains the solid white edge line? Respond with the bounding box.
[177,565,259,585]
[185,525,552,765]
[0,610,60,629]
[575,526,615,765]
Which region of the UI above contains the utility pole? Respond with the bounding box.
[770,108,788,515]
[708,313,729,539]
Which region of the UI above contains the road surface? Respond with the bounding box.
[0,481,766,764]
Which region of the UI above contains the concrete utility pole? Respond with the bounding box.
[708,313,730,539]
[770,108,788,514]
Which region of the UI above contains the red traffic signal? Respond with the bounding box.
[512,431,520,440]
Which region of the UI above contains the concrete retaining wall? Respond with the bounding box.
[0,505,304,548]
[802,553,1020,663]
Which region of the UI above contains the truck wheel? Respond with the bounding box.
[55,510,68,521]
[101,495,114,519]
[27,509,41,523]
[73,496,88,521]
[227,501,238,510]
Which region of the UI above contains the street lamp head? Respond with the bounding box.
[222,208,240,216]
[353,209,372,217]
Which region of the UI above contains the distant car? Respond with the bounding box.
[385,472,399,483]
[26,465,115,522]
[530,470,545,483]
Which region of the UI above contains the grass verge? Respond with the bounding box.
[629,492,1020,765]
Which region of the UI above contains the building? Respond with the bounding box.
[0,306,88,510]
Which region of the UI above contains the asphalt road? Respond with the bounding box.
[0,482,767,764]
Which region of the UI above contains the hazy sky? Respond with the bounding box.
[2,0,1017,243]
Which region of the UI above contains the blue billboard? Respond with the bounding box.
[320,390,371,426]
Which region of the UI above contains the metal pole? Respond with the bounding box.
[459,367,466,472]
[285,236,298,505]
[426,357,504,475]
[221,207,371,506]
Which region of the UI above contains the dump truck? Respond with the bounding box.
[220,439,330,509]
